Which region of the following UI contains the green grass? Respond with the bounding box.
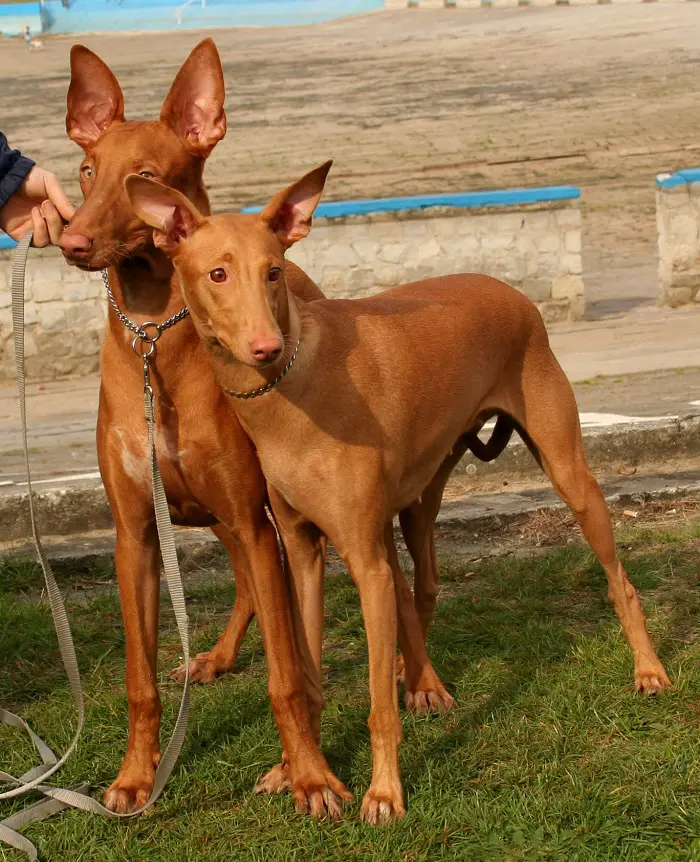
[1,522,700,861]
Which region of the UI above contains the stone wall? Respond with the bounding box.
[0,248,105,381]
[281,189,585,323]
[0,184,584,382]
[656,169,700,307]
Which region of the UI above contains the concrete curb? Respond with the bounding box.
[434,470,700,532]
[3,469,699,565]
[454,413,700,477]
[0,484,111,542]
[1,415,699,543]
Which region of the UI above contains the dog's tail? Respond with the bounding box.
[463,415,514,462]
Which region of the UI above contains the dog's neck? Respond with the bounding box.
[207,284,310,403]
[106,182,210,341]
[107,251,181,322]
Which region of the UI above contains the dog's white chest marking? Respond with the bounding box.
[115,429,149,488]
[114,424,189,490]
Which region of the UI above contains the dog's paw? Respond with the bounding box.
[255,762,291,795]
[104,751,160,814]
[404,665,454,715]
[294,782,349,821]
[405,686,455,715]
[290,760,352,821]
[635,663,671,695]
[170,650,235,685]
[360,787,406,825]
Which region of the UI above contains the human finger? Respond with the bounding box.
[31,206,50,248]
[41,200,65,246]
[42,171,76,222]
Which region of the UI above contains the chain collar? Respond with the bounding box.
[224,339,301,400]
[101,269,190,359]
[102,268,191,401]
[102,269,298,401]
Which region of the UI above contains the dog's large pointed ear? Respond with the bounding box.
[160,38,226,158]
[66,45,125,149]
[125,175,203,256]
[261,161,332,249]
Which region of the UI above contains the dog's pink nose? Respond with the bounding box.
[59,232,92,257]
[249,336,283,363]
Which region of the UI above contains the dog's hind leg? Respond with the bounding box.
[511,349,670,694]
[385,524,454,715]
[397,416,513,666]
[171,522,256,684]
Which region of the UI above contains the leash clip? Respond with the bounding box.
[131,321,162,361]
[131,322,161,400]
[142,357,154,401]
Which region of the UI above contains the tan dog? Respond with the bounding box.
[59,40,349,817]
[58,40,490,817]
[126,161,671,824]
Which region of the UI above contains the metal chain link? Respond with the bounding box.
[102,268,298,400]
[224,339,301,400]
[101,269,190,341]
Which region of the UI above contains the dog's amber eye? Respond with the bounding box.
[269,267,282,283]
[81,165,93,179]
[209,268,227,284]
[139,171,154,179]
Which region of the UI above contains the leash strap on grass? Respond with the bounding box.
[0,232,192,860]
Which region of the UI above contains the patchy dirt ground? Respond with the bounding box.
[4,490,699,585]
[2,5,700,310]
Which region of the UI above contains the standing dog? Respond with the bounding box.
[59,39,347,817]
[125,161,671,824]
[59,41,492,816]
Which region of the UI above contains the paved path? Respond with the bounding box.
[2,4,700,309]
[550,304,700,384]
[1,302,698,491]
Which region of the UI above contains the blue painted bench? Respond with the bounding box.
[242,185,580,218]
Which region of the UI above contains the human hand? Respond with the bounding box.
[0,166,76,247]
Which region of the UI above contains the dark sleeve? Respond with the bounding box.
[0,132,35,210]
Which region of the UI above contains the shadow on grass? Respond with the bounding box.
[0,538,694,786]
[317,542,694,797]
[0,531,699,861]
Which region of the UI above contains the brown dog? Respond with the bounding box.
[126,161,671,824]
[58,40,484,816]
[59,39,350,818]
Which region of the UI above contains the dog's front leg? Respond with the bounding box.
[256,490,326,798]
[344,534,406,825]
[231,506,350,820]
[104,516,162,813]
[269,489,326,741]
[171,521,256,684]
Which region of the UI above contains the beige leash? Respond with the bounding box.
[0,232,192,860]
